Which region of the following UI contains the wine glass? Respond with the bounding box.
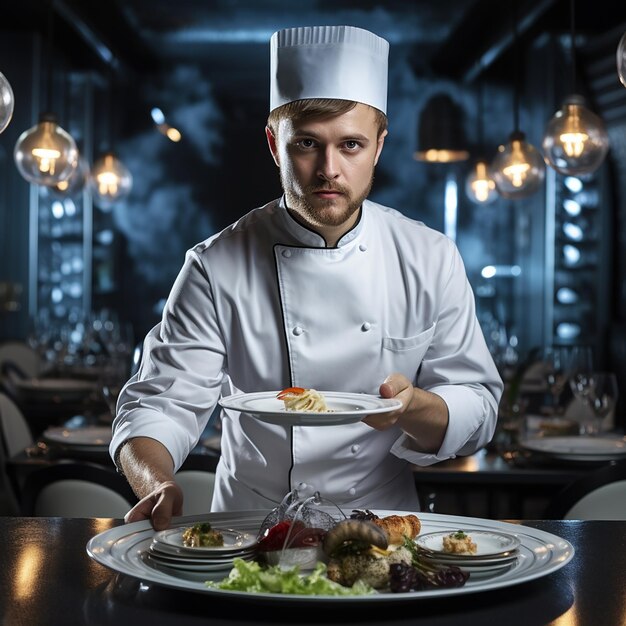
[576,372,619,436]
[541,346,570,414]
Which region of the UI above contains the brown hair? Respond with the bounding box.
[267,98,388,137]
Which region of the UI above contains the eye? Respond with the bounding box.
[343,140,361,151]
[296,138,316,149]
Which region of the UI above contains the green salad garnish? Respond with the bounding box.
[206,558,374,596]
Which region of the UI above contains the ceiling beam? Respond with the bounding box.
[428,0,559,83]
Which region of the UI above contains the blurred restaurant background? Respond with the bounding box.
[1,0,626,518]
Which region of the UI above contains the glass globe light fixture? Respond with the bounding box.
[49,154,90,198]
[542,94,609,176]
[0,71,14,134]
[617,30,626,87]
[90,152,133,209]
[492,131,545,199]
[465,159,498,204]
[14,113,78,185]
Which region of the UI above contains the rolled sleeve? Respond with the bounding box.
[390,383,498,465]
[391,238,502,465]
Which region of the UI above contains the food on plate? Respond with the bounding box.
[209,502,469,595]
[181,522,224,548]
[207,558,374,596]
[323,517,414,588]
[321,511,468,591]
[372,514,421,544]
[277,387,330,412]
[256,519,327,568]
[442,530,477,555]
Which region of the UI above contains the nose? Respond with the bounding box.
[317,146,340,181]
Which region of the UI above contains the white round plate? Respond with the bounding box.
[149,541,256,561]
[42,425,112,447]
[146,552,255,572]
[86,509,574,602]
[218,391,402,426]
[148,544,256,565]
[454,560,518,580]
[421,551,519,567]
[519,435,626,461]
[153,527,257,554]
[416,530,521,559]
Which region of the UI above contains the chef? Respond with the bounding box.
[111,25,503,530]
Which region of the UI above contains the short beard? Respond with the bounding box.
[282,175,374,228]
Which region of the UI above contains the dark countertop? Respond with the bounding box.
[0,516,625,626]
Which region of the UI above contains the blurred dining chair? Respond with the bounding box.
[0,341,41,380]
[0,391,33,458]
[0,427,20,515]
[20,461,138,518]
[175,470,216,515]
[544,460,626,520]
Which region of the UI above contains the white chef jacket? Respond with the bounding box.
[110,197,503,512]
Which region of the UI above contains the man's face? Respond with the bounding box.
[266,104,387,240]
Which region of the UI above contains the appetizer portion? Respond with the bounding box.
[277,387,330,412]
[323,511,423,589]
[442,531,478,555]
[181,522,224,548]
[324,519,413,588]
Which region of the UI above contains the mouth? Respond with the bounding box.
[313,189,343,199]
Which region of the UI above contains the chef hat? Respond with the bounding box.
[269,25,389,115]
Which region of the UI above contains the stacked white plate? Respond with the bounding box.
[415,530,521,580]
[145,525,258,578]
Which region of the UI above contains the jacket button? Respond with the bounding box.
[282,249,292,258]
[361,322,371,331]
[359,244,367,252]
[293,326,304,335]
[348,488,356,496]
[351,444,360,454]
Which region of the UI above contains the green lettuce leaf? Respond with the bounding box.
[206,558,374,596]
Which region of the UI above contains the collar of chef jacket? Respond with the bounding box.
[276,195,365,248]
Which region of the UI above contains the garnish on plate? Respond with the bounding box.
[181,522,224,548]
[277,387,331,412]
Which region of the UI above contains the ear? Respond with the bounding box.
[373,129,388,166]
[265,126,280,167]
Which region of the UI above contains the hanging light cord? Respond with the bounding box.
[512,0,520,133]
[569,0,577,94]
[477,76,485,153]
[44,0,55,113]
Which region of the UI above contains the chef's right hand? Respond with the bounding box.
[124,480,184,530]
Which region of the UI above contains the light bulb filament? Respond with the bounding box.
[559,131,588,157]
[503,162,530,188]
[96,172,120,196]
[471,178,493,202]
[32,147,61,174]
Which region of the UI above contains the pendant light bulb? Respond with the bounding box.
[0,71,14,134]
[90,152,133,209]
[50,154,90,198]
[13,113,78,185]
[542,95,609,175]
[465,159,498,204]
[492,131,545,199]
[617,30,626,87]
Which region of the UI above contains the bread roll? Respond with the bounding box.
[372,514,421,544]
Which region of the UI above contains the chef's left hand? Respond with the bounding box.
[362,372,449,453]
